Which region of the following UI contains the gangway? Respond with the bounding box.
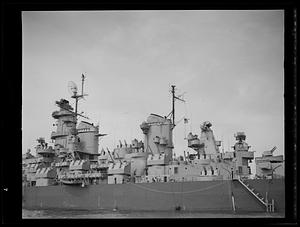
[237,178,275,212]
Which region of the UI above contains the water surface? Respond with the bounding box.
[22,209,284,219]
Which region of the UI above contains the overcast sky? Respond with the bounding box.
[22,10,284,173]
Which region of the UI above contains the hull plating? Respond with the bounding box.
[22,179,284,213]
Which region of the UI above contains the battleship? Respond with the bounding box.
[22,74,285,214]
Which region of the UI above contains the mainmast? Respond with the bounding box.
[170,85,185,128]
[171,85,175,127]
[81,74,85,98]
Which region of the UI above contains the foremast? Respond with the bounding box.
[51,74,89,161]
[71,74,88,124]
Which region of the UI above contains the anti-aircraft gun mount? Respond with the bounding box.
[186,121,222,160]
[35,137,55,157]
[187,133,202,151]
[200,121,212,131]
[231,132,255,176]
[232,132,251,152]
[255,146,284,179]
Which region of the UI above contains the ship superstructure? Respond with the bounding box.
[255,146,284,179]
[22,75,285,213]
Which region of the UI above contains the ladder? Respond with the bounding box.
[237,178,275,212]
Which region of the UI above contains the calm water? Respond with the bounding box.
[22,209,284,219]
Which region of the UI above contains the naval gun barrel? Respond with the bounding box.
[115,152,123,164]
[270,146,277,153]
[106,148,115,164]
[119,140,123,148]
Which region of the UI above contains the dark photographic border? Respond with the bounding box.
[1,0,297,224]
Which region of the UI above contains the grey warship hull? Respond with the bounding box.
[22,79,285,216]
[22,179,284,213]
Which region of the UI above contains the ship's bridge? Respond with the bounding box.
[52,110,74,119]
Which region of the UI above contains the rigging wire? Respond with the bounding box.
[183,100,189,139]
[128,181,226,194]
[186,101,193,133]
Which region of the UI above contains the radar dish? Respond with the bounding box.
[68,81,78,95]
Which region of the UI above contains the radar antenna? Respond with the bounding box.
[67,74,89,122]
[68,81,78,96]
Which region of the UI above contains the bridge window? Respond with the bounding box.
[238,166,243,174]
[174,167,178,174]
